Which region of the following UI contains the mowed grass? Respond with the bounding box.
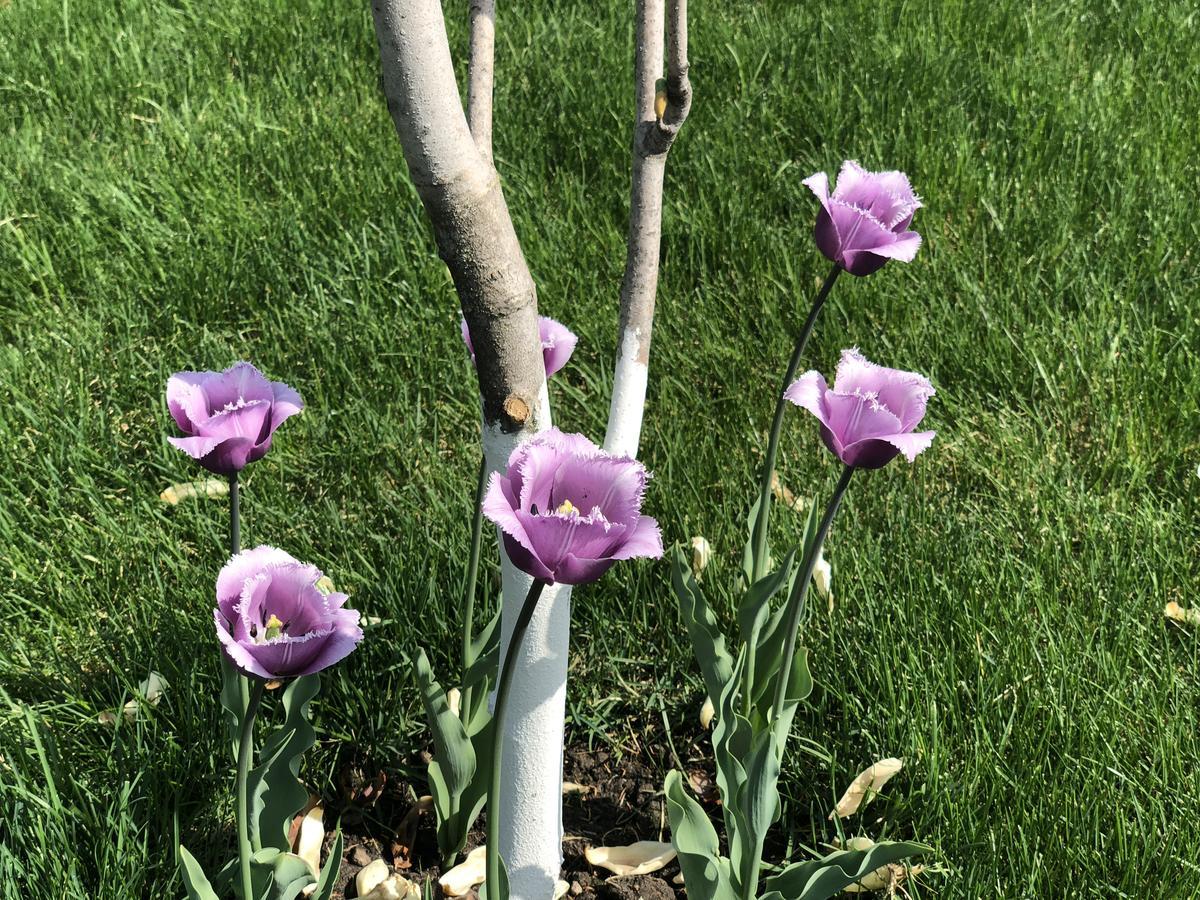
[3,0,1200,896]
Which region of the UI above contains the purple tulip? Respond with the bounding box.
[461,316,578,378]
[481,429,663,585]
[803,161,922,277]
[166,362,303,475]
[785,348,935,469]
[214,546,362,679]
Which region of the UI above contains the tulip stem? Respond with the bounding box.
[486,578,547,900]
[460,454,489,725]
[229,472,240,556]
[236,678,266,900]
[229,472,251,727]
[770,465,853,731]
[750,263,841,583]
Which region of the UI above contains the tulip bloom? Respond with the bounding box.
[785,348,935,469]
[166,362,303,476]
[215,546,362,679]
[481,429,663,584]
[803,161,922,277]
[461,316,578,378]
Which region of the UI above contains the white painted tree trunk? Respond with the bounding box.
[604,0,691,458]
[481,384,573,900]
[370,0,687,895]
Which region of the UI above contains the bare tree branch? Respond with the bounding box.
[603,0,691,457]
[468,0,496,162]
[370,0,542,432]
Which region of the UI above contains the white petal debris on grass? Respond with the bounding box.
[1164,601,1200,626]
[357,858,419,900]
[584,841,677,877]
[159,478,228,504]
[813,548,833,612]
[439,846,485,897]
[98,671,167,725]
[296,805,324,876]
[834,836,926,894]
[690,535,712,579]
[830,758,904,819]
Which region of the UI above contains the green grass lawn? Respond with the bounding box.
[3,0,1199,896]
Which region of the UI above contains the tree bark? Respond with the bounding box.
[603,0,691,458]
[468,0,496,162]
[370,3,571,897]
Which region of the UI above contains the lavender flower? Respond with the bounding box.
[214,546,362,679]
[785,349,935,469]
[481,429,663,584]
[166,362,303,475]
[803,161,922,277]
[461,316,578,378]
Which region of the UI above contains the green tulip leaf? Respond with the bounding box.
[671,546,734,705]
[178,845,220,900]
[248,675,321,853]
[663,771,737,900]
[478,855,509,900]
[763,841,931,900]
[219,656,246,763]
[270,852,316,900]
[311,828,343,900]
[414,647,479,865]
[737,549,797,646]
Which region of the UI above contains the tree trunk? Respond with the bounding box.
[370,3,572,897]
[603,0,691,458]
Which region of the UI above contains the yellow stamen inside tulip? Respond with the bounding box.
[264,613,284,640]
[556,500,578,516]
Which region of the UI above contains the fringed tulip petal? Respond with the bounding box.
[165,362,303,475]
[482,429,662,585]
[787,350,935,469]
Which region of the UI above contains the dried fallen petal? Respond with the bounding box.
[357,859,391,897]
[562,781,591,796]
[120,671,169,723]
[296,805,324,876]
[699,695,715,729]
[360,874,420,900]
[830,758,903,819]
[813,550,832,611]
[1165,601,1200,626]
[439,845,486,897]
[160,478,229,505]
[584,841,677,877]
[690,536,712,579]
[554,880,570,899]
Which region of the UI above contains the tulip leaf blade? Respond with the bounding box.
[763,841,931,900]
[671,546,734,706]
[737,548,797,645]
[219,655,246,763]
[413,647,479,865]
[311,828,343,900]
[248,675,321,854]
[478,856,510,900]
[270,852,317,900]
[663,770,737,900]
[178,845,221,900]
